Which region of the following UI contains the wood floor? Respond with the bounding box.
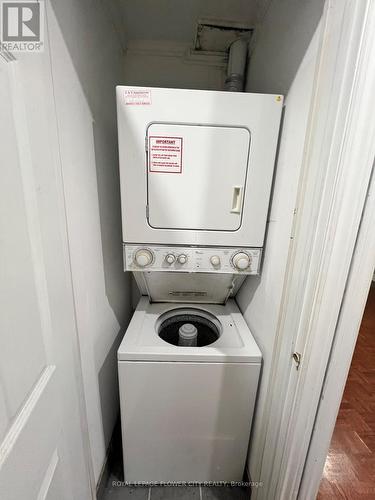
[318,284,375,499]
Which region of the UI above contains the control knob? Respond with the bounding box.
[177,254,188,265]
[232,252,251,271]
[165,254,176,265]
[210,255,221,267]
[134,248,153,268]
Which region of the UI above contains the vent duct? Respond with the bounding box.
[225,38,248,92]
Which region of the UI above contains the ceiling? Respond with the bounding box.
[112,0,268,45]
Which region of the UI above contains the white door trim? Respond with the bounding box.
[251,1,375,498]
[299,162,375,499]
[279,0,375,495]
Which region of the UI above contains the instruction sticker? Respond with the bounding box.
[124,89,152,105]
[149,136,183,173]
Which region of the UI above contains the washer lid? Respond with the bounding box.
[118,298,262,363]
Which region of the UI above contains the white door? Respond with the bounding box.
[0,40,92,500]
[147,123,250,231]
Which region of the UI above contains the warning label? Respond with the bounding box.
[149,136,183,173]
[124,89,152,105]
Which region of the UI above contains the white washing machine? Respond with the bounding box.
[116,86,282,483]
[118,297,261,483]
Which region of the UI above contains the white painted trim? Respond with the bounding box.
[250,0,375,498]
[274,0,375,497]
[0,48,15,62]
[0,366,56,467]
[44,2,96,496]
[299,165,375,500]
[8,59,56,364]
[37,449,59,500]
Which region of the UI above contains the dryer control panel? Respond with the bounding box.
[124,245,261,275]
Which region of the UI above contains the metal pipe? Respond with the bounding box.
[225,38,248,92]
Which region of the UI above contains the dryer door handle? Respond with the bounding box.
[230,186,244,214]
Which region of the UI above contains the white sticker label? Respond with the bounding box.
[124,89,152,105]
[149,136,183,173]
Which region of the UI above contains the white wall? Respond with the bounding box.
[47,0,131,484]
[236,0,324,480]
[123,40,226,90]
[247,0,325,95]
[113,0,259,44]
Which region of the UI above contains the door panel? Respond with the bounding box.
[0,65,48,417]
[0,368,59,500]
[0,13,92,499]
[42,452,65,500]
[147,123,250,231]
[0,57,66,500]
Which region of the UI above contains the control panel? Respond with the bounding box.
[124,245,261,275]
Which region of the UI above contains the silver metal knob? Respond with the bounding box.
[165,254,176,265]
[134,248,153,268]
[177,254,188,265]
[210,255,221,267]
[232,252,251,270]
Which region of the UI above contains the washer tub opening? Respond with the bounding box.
[156,308,222,347]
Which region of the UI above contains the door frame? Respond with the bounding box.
[251,0,375,498]
[299,151,375,499]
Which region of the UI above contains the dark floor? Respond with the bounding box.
[100,422,251,500]
[318,284,375,499]
[102,482,250,500]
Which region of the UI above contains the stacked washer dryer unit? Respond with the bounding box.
[117,86,283,483]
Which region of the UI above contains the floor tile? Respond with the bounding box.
[103,482,149,499]
[151,486,200,499]
[201,486,249,499]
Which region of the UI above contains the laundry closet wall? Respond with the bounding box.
[236,0,325,480]
[122,40,226,90]
[47,0,131,483]
[117,0,258,91]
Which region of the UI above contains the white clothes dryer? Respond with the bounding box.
[116,86,283,257]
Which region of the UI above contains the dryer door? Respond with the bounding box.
[147,123,250,232]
